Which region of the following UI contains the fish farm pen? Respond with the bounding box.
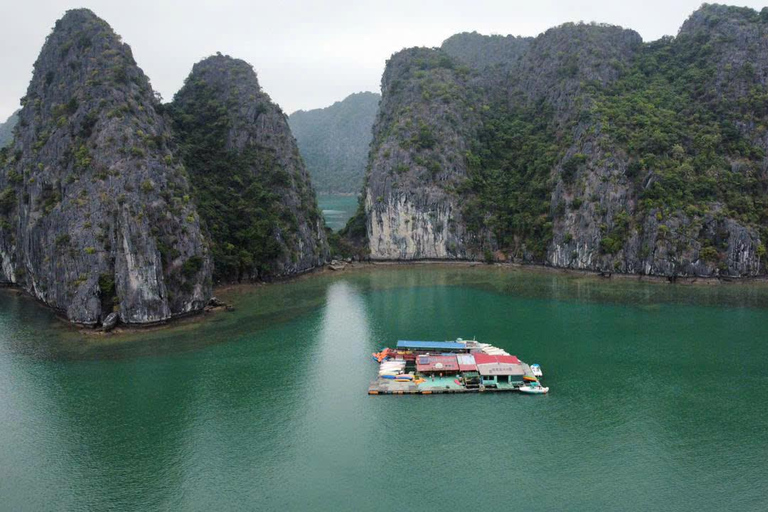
[368,339,548,395]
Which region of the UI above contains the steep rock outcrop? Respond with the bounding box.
[678,4,768,103]
[515,23,642,116]
[364,48,486,260]
[170,54,328,281]
[548,7,768,277]
[0,9,211,325]
[361,5,768,277]
[288,92,380,194]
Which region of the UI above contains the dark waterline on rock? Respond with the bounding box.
[1,266,767,511]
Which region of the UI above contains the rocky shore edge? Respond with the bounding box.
[4,258,766,338]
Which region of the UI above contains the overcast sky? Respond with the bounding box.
[1,0,766,121]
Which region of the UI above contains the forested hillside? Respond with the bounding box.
[361,4,768,278]
[289,92,379,194]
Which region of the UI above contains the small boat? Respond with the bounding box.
[531,364,543,378]
[373,348,393,362]
[519,384,549,395]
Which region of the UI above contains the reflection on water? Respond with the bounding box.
[1,266,768,510]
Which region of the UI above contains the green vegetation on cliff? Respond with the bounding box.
[594,8,768,238]
[361,4,768,276]
[468,5,768,257]
[0,8,211,325]
[462,102,560,259]
[170,55,326,283]
[170,81,283,280]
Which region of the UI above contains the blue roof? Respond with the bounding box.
[396,340,466,350]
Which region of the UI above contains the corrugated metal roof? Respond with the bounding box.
[397,340,466,350]
[456,354,477,371]
[415,355,460,373]
[472,353,520,365]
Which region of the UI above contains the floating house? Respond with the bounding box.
[369,339,546,395]
[473,353,526,387]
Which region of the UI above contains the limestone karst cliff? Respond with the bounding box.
[363,48,484,260]
[170,54,328,282]
[361,4,768,277]
[0,9,212,325]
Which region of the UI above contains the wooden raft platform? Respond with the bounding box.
[367,379,524,395]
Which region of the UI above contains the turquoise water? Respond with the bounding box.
[317,194,358,231]
[1,266,768,511]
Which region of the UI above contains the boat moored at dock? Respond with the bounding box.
[519,382,549,394]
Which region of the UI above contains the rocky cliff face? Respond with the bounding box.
[288,92,380,195]
[362,4,768,277]
[0,9,211,325]
[548,8,767,277]
[364,48,486,260]
[0,111,18,148]
[170,55,328,282]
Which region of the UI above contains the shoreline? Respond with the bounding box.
[4,259,768,338]
[361,259,768,286]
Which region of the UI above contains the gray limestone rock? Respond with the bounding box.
[0,9,211,325]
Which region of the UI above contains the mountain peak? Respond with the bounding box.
[171,55,328,281]
[0,10,211,325]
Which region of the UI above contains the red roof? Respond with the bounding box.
[472,353,520,365]
[416,355,459,373]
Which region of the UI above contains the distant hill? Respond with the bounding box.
[289,92,380,194]
[0,111,18,148]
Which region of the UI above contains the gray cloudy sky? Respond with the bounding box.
[1,0,765,121]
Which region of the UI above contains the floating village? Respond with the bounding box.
[369,339,548,395]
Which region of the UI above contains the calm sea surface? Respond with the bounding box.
[1,265,767,511]
[317,195,358,231]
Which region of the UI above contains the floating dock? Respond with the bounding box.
[368,339,548,395]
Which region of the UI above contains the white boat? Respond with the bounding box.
[519,384,549,394]
[531,364,543,378]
